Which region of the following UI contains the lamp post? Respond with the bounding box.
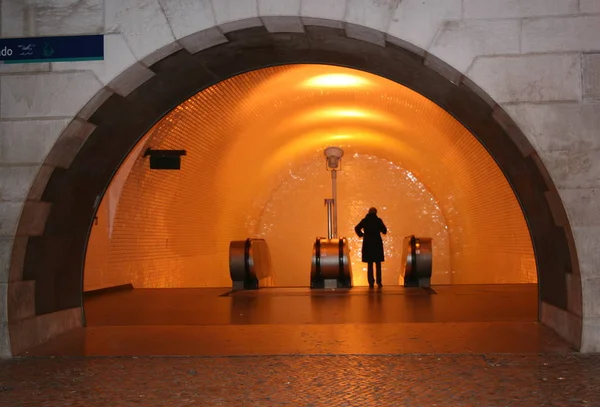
[324,146,344,239]
[310,146,352,289]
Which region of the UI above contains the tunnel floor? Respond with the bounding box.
[21,284,571,356]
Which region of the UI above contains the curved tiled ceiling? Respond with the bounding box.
[84,64,536,290]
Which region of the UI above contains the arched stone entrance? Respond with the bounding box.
[4,24,580,355]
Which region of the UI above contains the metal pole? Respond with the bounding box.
[325,199,333,239]
[332,169,338,238]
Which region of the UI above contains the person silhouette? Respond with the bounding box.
[354,207,387,288]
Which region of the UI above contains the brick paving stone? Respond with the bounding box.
[0,354,598,406]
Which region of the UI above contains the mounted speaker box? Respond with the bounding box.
[144,148,186,170]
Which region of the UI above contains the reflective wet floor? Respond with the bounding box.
[84,284,539,326]
[21,284,572,357]
[8,285,592,406]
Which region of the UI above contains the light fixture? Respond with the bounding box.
[330,134,351,141]
[324,146,344,171]
[324,146,344,239]
[304,74,369,88]
[323,108,368,118]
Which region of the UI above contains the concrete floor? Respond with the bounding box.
[20,284,572,357]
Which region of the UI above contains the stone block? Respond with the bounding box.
[429,20,520,74]
[423,53,462,85]
[345,0,398,33]
[301,0,347,21]
[544,190,570,227]
[540,301,581,350]
[0,283,6,324]
[529,151,556,192]
[491,105,535,157]
[386,35,426,57]
[77,88,113,121]
[504,102,600,152]
[1,1,31,37]
[141,42,182,67]
[388,0,461,51]
[262,16,304,33]
[541,149,600,189]
[212,0,259,25]
[28,165,55,201]
[0,63,50,74]
[44,118,96,169]
[8,280,35,321]
[571,227,600,279]
[16,201,51,236]
[0,323,9,357]
[459,75,497,108]
[583,54,600,99]
[219,18,263,34]
[52,34,137,88]
[345,23,385,46]
[559,189,600,227]
[9,307,82,356]
[178,27,229,54]
[522,16,600,53]
[0,237,12,283]
[159,0,215,40]
[0,72,102,119]
[107,62,155,97]
[566,272,582,317]
[32,0,103,36]
[0,119,69,164]
[0,202,22,237]
[581,0,600,13]
[468,54,581,103]
[463,0,578,19]
[105,0,175,60]
[0,166,40,202]
[258,0,301,16]
[582,275,600,319]
[8,237,27,282]
[581,317,600,352]
[301,17,344,29]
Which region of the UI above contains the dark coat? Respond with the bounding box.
[354,213,387,262]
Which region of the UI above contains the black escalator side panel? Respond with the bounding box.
[338,238,344,281]
[243,238,258,289]
[315,238,322,279]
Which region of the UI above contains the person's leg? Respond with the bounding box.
[367,262,375,287]
[376,262,382,287]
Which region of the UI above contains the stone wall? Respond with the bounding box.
[1,0,599,355]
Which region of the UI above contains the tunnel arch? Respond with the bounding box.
[11,25,579,353]
[83,64,536,290]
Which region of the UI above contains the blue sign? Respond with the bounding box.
[0,35,103,64]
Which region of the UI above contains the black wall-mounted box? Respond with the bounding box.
[144,149,187,170]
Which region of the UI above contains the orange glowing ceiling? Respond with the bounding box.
[177,65,461,190]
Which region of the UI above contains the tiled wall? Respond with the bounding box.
[83,64,536,290]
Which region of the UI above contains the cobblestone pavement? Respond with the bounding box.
[1,353,599,406]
